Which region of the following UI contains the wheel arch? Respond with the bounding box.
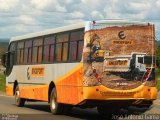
[48,81,55,103]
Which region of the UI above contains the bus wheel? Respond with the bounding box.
[50,88,72,115]
[50,88,63,114]
[15,86,25,107]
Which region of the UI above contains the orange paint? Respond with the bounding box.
[55,63,83,105]
[19,85,48,101]
[5,64,83,105]
[6,85,13,96]
[83,85,157,100]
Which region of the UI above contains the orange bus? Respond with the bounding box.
[2,20,157,115]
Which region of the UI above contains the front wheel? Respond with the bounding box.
[50,88,72,115]
[15,86,25,107]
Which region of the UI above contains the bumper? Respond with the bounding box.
[83,85,157,100]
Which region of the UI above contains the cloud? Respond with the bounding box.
[18,15,37,25]
[91,11,104,19]
[70,11,85,19]
[30,0,52,10]
[0,0,159,40]
[156,0,160,6]
[15,24,28,32]
[81,0,100,5]
[0,0,19,11]
[104,0,151,20]
[64,19,84,25]
[30,0,66,12]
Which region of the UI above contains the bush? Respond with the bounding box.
[0,73,6,92]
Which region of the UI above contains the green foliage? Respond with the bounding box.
[0,73,6,92]
[156,81,160,91]
[156,45,160,67]
[0,42,8,58]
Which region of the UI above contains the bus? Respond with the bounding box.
[1,20,157,115]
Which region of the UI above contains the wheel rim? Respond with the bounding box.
[51,98,56,110]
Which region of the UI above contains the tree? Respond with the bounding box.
[156,45,160,67]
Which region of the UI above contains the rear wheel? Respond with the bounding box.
[15,86,25,107]
[50,88,72,115]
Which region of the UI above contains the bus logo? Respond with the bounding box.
[118,31,126,39]
[27,67,30,80]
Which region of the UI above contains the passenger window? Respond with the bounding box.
[55,33,69,62]
[69,29,84,61]
[32,38,43,63]
[44,36,55,63]
[17,41,24,64]
[24,40,32,64]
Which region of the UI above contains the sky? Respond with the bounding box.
[0,0,160,41]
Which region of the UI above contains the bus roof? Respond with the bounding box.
[10,20,151,42]
[10,22,86,42]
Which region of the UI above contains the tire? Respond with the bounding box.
[132,69,140,80]
[15,86,25,107]
[50,88,72,115]
[133,73,139,80]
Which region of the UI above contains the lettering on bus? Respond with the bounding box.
[107,60,128,66]
[112,40,132,45]
[32,66,45,77]
[118,31,126,39]
[100,91,135,96]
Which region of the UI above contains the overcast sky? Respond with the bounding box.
[0,0,160,40]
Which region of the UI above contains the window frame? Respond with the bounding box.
[24,40,33,64]
[17,41,24,64]
[32,37,43,64]
[11,28,84,65]
[55,32,69,62]
[43,34,56,63]
[68,28,84,62]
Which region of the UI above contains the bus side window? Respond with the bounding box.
[55,33,69,62]
[32,38,43,63]
[69,29,84,62]
[17,41,24,64]
[24,40,32,64]
[44,36,55,63]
